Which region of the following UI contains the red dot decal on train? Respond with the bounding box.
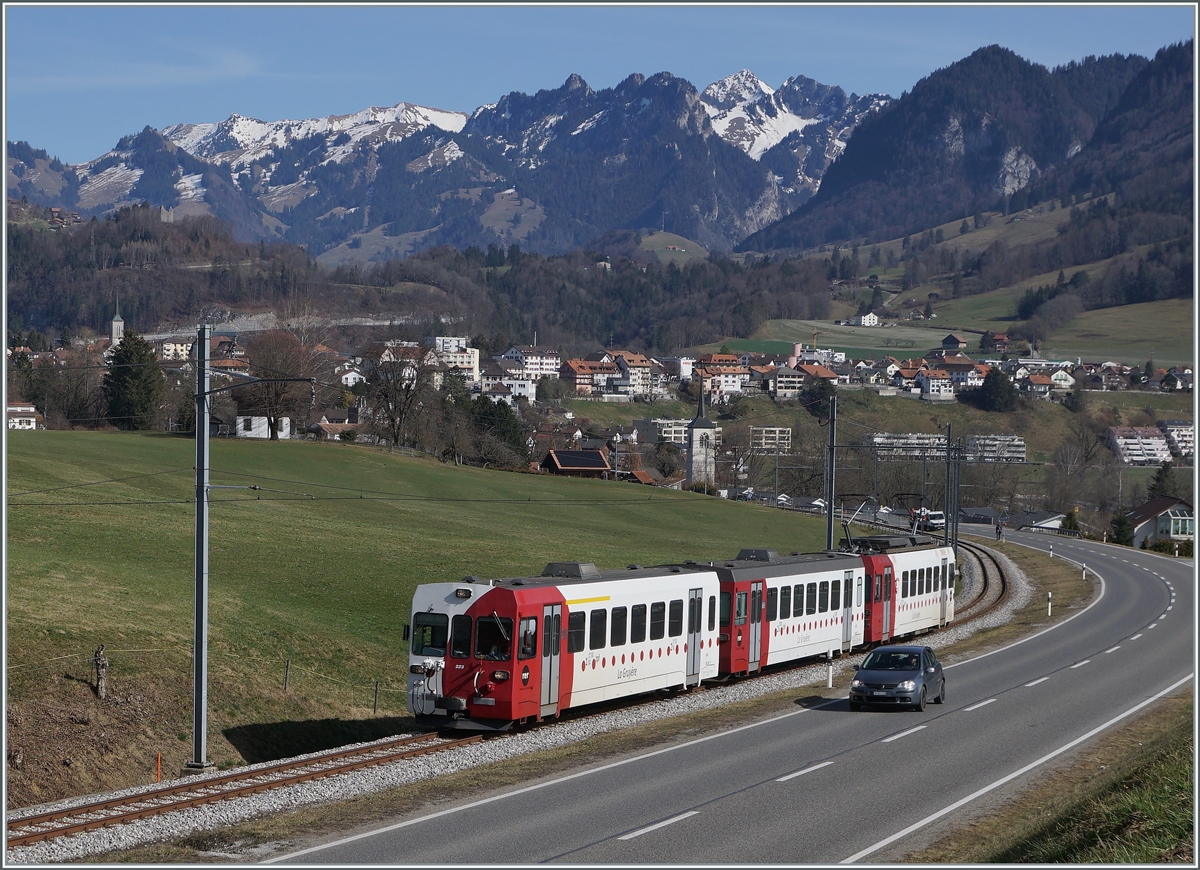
[591,660,596,670]
[640,651,645,660]
[601,658,605,668]
[683,643,687,653]
[649,649,653,659]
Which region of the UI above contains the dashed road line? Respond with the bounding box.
[1024,677,1049,687]
[1070,660,1091,669]
[881,726,926,743]
[618,811,699,841]
[1104,646,1120,654]
[1130,633,1143,640]
[964,699,996,711]
[777,761,834,782]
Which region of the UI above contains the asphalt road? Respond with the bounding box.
[274,532,1193,864]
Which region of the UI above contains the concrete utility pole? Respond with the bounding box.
[187,324,214,774]
[825,395,837,550]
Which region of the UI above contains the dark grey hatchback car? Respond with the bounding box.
[849,645,945,711]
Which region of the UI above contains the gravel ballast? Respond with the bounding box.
[8,553,1032,864]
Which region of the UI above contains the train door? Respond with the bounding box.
[939,557,949,627]
[841,571,855,653]
[748,581,764,672]
[882,566,893,642]
[540,604,561,718]
[686,588,703,686]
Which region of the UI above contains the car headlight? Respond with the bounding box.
[850,679,864,688]
[898,680,916,691]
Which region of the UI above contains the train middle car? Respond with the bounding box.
[859,536,957,645]
[711,549,868,676]
[407,562,721,732]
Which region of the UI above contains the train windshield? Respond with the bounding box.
[412,613,448,656]
[861,650,921,671]
[476,616,514,661]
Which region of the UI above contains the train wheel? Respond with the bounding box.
[914,687,927,712]
[934,681,945,704]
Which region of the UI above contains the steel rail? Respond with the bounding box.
[7,733,480,848]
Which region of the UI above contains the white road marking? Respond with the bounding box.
[617,811,699,841]
[1070,660,1091,669]
[1130,633,1143,640]
[964,699,996,711]
[1104,646,1120,654]
[1167,606,1173,611]
[1024,677,1049,687]
[881,726,926,743]
[841,675,1194,864]
[1148,623,1158,629]
[777,761,834,782]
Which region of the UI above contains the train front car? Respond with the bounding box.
[408,562,721,733]
[713,549,867,677]
[858,536,956,644]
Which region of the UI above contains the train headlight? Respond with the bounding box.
[492,670,510,681]
[898,680,916,691]
[409,665,426,675]
[850,679,864,689]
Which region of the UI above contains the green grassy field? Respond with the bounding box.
[1040,298,1195,368]
[742,319,952,359]
[637,230,709,266]
[7,431,837,773]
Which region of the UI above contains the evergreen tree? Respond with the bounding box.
[1109,507,1134,546]
[976,368,1018,412]
[103,333,164,430]
[1148,461,1178,499]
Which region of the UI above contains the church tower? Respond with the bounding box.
[686,387,717,488]
[110,295,124,348]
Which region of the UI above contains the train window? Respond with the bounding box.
[611,606,628,647]
[779,585,791,620]
[688,596,700,635]
[719,592,731,627]
[668,600,684,637]
[818,581,829,613]
[631,604,647,643]
[589,609,607,650]
[766,587,778,622]
[857,575,864,608]
[518,617,537,660]
[412,613,448,657]
[830,579,841,611]
[884,567,892,601]
[874,573,882,603]
[734,592,748,626]
[475,617,513,661]
[806,583,817,615]
[708,595,716,632]
[567,612,586,653]
[948,562,956,590]
[919,568,926,595]
[650,602,667,639]
[449,614,472,658]
[902,571,909,599]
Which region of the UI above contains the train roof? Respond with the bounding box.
[846,534,942,554]
[709,549,864,581]
[454,560,718,591]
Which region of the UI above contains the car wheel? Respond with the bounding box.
[849,701,861,712]
[934,680,945,704]
[914,686,926,711]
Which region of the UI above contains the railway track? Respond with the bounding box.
[954,539,1009,622]
[6,732,479,849]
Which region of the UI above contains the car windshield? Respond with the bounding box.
[861,650,921,671]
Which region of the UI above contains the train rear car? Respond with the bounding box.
[712,549,867,677]
[858,536,956,644]
[407,562,720,732]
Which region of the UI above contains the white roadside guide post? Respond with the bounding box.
[1049,543,1053,558]
[827,649,834,688]
[1047,591,1053,617]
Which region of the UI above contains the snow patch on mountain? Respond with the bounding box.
[702,69,774,112]
[163,103,468,170]
[174,173,206,203]
[76,163,142,210]
[711,108,818,160]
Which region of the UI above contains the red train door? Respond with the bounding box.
[748,581,764,672]
[686,588,703,686]
[540,603,561,717]
[882,565,893,641]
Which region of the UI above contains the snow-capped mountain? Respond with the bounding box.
[700,70,890,195]
[8,68,890,257]
[163,102,467,174]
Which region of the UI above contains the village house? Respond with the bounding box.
[609,350,654,398]
[766,365,805,399]
[7,402,43,430]
[500,345,560,381]
[1126,496,1193,550]
[559,358,621,395]
[1157,420,1194,458]
[1106,426,1173,465]
[915,368,954,400]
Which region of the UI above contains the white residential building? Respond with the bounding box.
[853,312,879,327]
[7,403,42,430]
[158,339,193,361]
[1158,420,1194,458]
[501,345,560,380]
[437,347,481,383]
[236,416,292,439]
[1106,426,1173,465]
[426,336,471,354]
[965,434,1026,463]
[634,418,721,448]
[750,427,792,453]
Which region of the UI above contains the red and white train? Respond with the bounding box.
[407,537,955,732]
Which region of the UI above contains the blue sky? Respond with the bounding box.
[5,4,1195,165]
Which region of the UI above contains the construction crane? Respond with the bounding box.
[811,329,821,351]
